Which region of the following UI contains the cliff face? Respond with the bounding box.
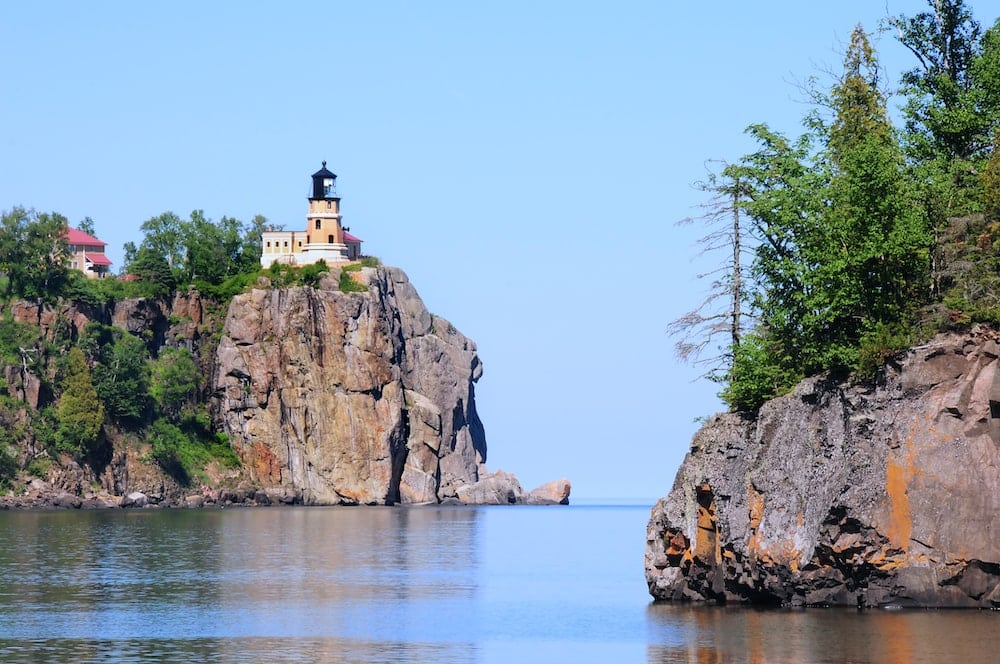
[1,265,568,508]
[646,327,1000,608]
[213,266,487,505]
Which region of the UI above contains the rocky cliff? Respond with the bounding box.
[1,265,569,507]
[646,326,1000,608]
[214,266,490,505]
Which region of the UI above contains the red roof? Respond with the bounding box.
[85,253,113,266]
[343,231,363,243]
[66,227,107,247]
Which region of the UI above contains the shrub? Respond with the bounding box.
[720,334,801,413]
[854,322,915,383]
[26,457,51,479]
[0,428,17,488]
[339,270,368,293]
[149,413,240,485]
[299,259,329,287]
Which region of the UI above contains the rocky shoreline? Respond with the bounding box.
[1,472,572,511]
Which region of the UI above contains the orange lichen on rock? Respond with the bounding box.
[694,486,720,563]
[246,439,282,484]
[884,460,912,552]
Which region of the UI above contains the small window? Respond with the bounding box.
[315,220,321,230]
[266,241,271,248]
[327,201,332,209]
[284,241,289,248]
[297,241,302,247]
[328,234,334,243]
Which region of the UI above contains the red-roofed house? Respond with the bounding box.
[65,227,113,278]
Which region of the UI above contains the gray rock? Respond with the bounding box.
[526,479,572,505]
[646,326,1000,608]
[121,491,148,508]
[456,469,524,504]
[183,495,205,509]
[53,492,82,509]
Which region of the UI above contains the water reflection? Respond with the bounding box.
[646,604,1000,663]
[0,506,482,662]
[2,506,998,663]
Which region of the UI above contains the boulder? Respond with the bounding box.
[121,491,148,508]
[456,469,524,505]
[526,479,572,505]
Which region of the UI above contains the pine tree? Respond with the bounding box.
[56,347,105,456]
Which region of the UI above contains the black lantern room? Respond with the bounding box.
[311,161,338,200]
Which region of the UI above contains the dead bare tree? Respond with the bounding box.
[668,161,755,381]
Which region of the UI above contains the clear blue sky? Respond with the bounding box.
[0,1,961,500]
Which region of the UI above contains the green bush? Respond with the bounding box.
[89,327,150,423]
[150,418,191,483]
[854,322,915,383]
[192,271,260,301]
[299,259,329,287]
[26,457,51,479]
[0,428,18,488]
[339,270,368,293]
[149,412,240,485]
[720,334,801,413]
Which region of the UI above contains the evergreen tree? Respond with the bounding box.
[55,347,105,456]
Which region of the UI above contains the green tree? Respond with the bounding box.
[182,209,224,283]
[889,0,994,161]
[140,211,186,277]
[129,246,176,298]
[89,327,150,422]
[0,207,30,298]
[150,347,199,422]
[77,216,96,237]
[817,26,929,369]
[239,214,271,271]
[0,208,71,300]
[55,347,105,456]
[719,28,929,410]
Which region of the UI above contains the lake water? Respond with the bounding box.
[1,503,998,663]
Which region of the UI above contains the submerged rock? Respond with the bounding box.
[646,327,1000,608]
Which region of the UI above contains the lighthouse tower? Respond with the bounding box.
[260,161,357,267]
[303,161,349,263]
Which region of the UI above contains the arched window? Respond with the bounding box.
[315,220,322,230]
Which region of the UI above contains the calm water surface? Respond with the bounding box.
[0,504,997,663]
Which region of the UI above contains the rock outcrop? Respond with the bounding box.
[1,265,569,508]
[646,326,1000,608]
[213,266,492,505]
